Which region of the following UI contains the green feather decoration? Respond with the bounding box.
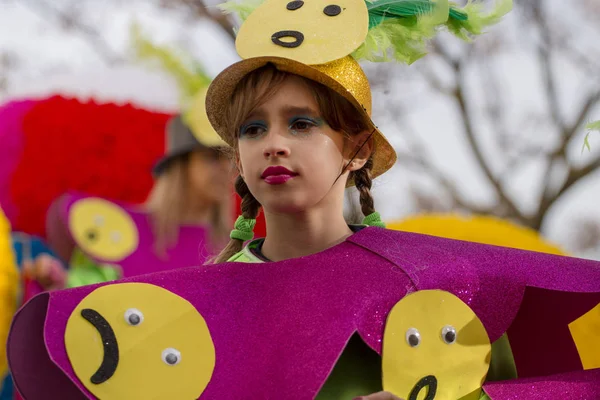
[366,0,467,30]
[354,0,450,63]
[130,24,212,104]
[445,0,513,41]
[582,120,600,153]
[218,0,264,21]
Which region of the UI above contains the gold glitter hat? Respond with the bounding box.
[206,0,512,183]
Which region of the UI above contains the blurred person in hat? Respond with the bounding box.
[24,111,233,289]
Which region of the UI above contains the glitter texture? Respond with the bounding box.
[8,227,600,399]
[205,55,397,184]
[484,369,600,399]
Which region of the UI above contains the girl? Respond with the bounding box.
[205,0,513,398]
[24,114,232,289]
[213,62,403,400]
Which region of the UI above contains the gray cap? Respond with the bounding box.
[152,115,207,176]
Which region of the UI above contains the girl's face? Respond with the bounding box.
[188,149,232,205]
[236,76,360,214]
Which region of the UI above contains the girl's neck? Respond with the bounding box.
[260,206,353,262]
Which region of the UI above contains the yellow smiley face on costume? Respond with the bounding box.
[382,290,491,400]
[68,198,139,262]
[65,283,216,400]
[236,0,369,64]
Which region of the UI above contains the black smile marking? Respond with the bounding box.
[81,309,119,384]
[271,30,304,48]
[409,375,437,400]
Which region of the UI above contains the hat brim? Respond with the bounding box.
[206,56,397,186]
[152,144,209,177]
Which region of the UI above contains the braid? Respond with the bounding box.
[212,176,261,263]
[352,156,375,217]
[235,175,261,220]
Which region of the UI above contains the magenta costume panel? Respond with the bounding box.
[8,227,600,399]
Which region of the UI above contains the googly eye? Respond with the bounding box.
[441,325,457,344]
[110,231,122,243]
[124,308,144,326]
[162,348,181,365]
[406,328,421,347]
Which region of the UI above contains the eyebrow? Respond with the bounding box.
[244,105,320,123]
[280,105,319,116]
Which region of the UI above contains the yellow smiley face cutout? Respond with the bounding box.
[382,290,491,400]
[68,198,139,262]
[236,0,369,65]
[65,283,216,400]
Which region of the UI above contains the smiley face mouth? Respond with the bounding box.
[81,308,119,384]
[409,375,438,400]
[271,30,304,48]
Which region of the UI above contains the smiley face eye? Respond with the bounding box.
[124,308,144,326]
[110,231,122,243]
[94,215,105,226]
[406,327,421,347]
[323,4,341,16]
[441,325,457,344]
[286,0,303,10]
[162,348,181,365]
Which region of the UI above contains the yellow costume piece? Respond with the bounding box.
[0,209,19,382]
[383,290,491,400]
[387,213,566,255]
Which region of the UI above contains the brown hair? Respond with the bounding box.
[146,152,230,256]
[214,65,376,263]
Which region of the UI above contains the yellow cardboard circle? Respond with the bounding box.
[68,198,139,262]
[65,283,216,399]
[382,290,491,400]
[236,0,369,65]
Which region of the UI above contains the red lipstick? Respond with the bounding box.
[261,166,297,185]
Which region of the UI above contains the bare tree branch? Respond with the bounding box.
[565,91,600,141]
[417,61,455,96]
[169,0,236,41]
[19,0,125,66]
[531,2,565,134]
[396,150,493,214]
[528,1,600,229]
[534,156,600,229]
[453,61,528,223]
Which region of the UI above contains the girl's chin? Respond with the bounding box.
[261,199,308,215]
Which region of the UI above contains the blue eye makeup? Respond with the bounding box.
[288,116,324,135]
[239,120,268,138]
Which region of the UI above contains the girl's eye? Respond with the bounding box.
[240,123,267,138]
[290,118,319,133]
[292,120,311,130]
